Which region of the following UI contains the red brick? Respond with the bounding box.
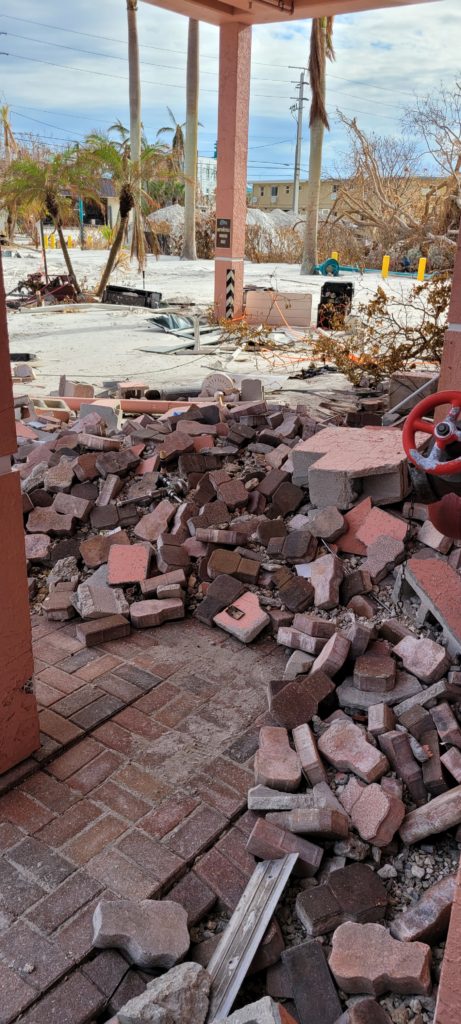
[217,826,256,876]
[107,543,151,585]
[195,846,248,910]
[134,499,176,541]
[93,780,151,821]
[0,790,55,834]
[112,707,166,741]
[76,616,131,648]
[140,796,200,839]
[133,681,178,712]
[7,836,74,888]
[86,847,161,899]
[0,920,70,992]
[164,804,228,861]
[34,678,64,707]
[92,720,142,757]
[17,968,105,1024]
[167,870,216,925]
[35,799,102,847]
[71,693,124,730]
[356,506,408,547]
[39,708,83,744]
[0,821,23,851]
[153,692,203,728]
[207,757,253,796]
[75,653,122,682]
[19,773,76,814]
[47,737,103,780]
[26,870,103,933]
[54,895,107,962]
[81,948,129,998]
[80,531,130,569]
[191,773,246,818]
[67,750,123,795]
[36,666,85,695]
[94,672,142,703]
[116,829,184,885]
[112,763,171,803]
[0,963,35,1020]
[63,813,127,865]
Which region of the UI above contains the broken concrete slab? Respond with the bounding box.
[396,556,461,657]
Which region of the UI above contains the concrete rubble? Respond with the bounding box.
[12,383,461,1024]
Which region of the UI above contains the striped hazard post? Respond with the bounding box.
[225,269,235,320]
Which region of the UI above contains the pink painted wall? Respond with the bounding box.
[144,0,436,28]
[0,256,39,774]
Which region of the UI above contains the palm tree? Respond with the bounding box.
[157,108,185,173]
[182,19,199,260]
[83,128,168,297]
[0,148,97,289]
[0,105,19,240]
[127,0,142,259]
[301,17,335,274]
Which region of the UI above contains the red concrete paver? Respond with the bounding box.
[64,814,128,866]
[140,795,201,839]
[25,870,103,934]
[38,709,83,745]
[35,799,103,848]
[47,737,103,780]
[0,790,55,834]
[66,749,123,795]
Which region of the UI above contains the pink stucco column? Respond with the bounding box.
[439,222,461,394]
[214,22,252,320]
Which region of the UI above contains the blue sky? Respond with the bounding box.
[0,0,459,182]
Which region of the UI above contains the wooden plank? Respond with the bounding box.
[206,853,298,1021]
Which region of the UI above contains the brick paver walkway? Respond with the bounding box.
[0,616,286,1023]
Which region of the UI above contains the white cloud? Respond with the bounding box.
[0,0,459,177]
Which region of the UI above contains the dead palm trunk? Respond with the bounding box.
[127,0,143,265]
[45,190,80,292]
[301,18,334,275]
[182,18,199,260]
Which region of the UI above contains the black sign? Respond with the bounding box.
[216,217,231,248]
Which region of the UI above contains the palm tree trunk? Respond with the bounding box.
[126,1,142,264]
[54,219,81,293]
[301,18,330,275]
[96,215,128,298]
[182,18,199,260]
[301,116,325,273]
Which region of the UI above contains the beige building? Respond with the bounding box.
[250,176,444,218]
[250,178,341,215]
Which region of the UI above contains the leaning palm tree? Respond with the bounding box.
[157,108,185,173]
[0,148,98,289]
[301,17,335,274]
[83,129,168,297]
[182,19,199,260]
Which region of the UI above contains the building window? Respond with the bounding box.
[271,186,278,197]
[260,186,265,197]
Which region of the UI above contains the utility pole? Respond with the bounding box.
[291,71,306,216]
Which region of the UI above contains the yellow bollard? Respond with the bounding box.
[49,234,55,249]
[43,234,48,249]
[331,251,339,261]
[417,257,427,282]
[67,235,73,247]
[382,254,390,279]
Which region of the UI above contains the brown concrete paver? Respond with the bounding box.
[0,619,273,1019]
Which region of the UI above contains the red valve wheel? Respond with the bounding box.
[402,390,461,476]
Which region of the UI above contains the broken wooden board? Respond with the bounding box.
[206,853,298,1022]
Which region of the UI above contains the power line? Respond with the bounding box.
[0,50,289,99]
[0,12,433,100]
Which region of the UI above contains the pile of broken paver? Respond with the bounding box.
[17,385,461,1024]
